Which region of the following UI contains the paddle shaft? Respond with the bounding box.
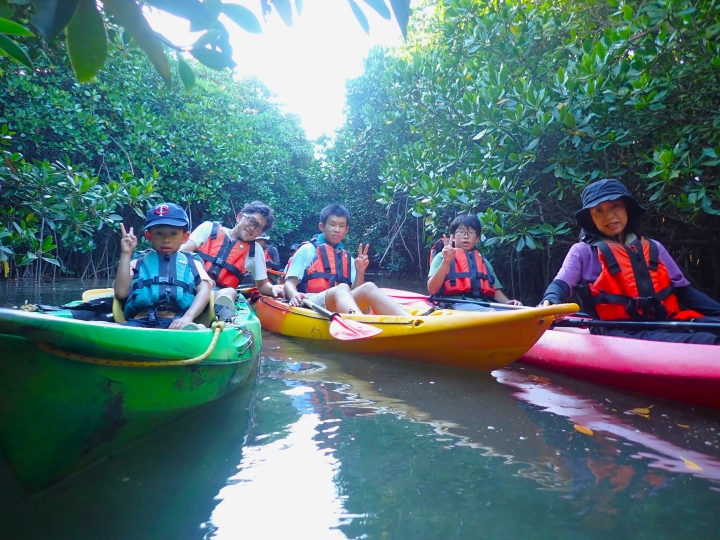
[303,299,339,321]
[428,296,527,310]
[554,318,720,332]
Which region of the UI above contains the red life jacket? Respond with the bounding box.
[429,239,445,266]
[589,237,702,321]
[196,222,255,289]
[264,247,272,262]
[299,243,352,293]
[442,249,496,298]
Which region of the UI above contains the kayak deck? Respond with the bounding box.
[255,296,578,371]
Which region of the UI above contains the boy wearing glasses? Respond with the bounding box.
[284,204,406,315]
[181,201,284,314]
[427,214,522,310]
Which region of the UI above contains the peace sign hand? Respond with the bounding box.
[354,243,370,273]
[119,223,137,254]
[441,234,456,263]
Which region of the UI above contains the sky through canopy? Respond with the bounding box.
[146,0,402,140]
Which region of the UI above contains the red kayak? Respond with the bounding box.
[383,288,720,409]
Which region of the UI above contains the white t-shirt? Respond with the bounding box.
[286,242,356,283]
[188,221,268,281]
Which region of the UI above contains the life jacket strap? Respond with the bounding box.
[444,249,494,297]
[131,276,197,294]
[593,284,674,321]
[299,244,352,292]
[198,251,245,281]
[596,242,621,275]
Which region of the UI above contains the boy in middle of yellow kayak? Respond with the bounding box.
[427,214,522,311]
[284,204,406,315]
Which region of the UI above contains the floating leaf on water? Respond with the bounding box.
[574,424,593,436]
[625,405,653,417]
[682,457,702,471]
[677,424,690,429]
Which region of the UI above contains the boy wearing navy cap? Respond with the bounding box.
[114,203,214,329]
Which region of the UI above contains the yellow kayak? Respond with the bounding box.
[254,296,579,371]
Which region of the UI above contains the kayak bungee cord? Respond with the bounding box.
[35,321,228,367]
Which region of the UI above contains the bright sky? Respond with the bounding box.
[146,1,403,140]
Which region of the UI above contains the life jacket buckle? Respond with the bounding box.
[627,296,665,321]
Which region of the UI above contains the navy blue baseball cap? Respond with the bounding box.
[143,203,189,230]
[574,179,646,231]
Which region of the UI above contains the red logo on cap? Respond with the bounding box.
[154,204,169,216]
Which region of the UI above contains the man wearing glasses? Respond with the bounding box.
[181,201,284,317]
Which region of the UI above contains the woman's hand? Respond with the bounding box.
[354,243,370,273]
[506,299,523,306]
[119,224,137,254]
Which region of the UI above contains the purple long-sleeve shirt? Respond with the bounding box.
[554,239,690,294]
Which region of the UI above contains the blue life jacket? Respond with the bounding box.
[123,250,202,320]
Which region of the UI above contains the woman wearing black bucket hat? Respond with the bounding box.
[541,179,720,345]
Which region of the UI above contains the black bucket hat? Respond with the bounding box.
[574,179,646,232]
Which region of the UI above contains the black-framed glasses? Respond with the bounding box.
[455,229,478,237]
[243,214,264,232]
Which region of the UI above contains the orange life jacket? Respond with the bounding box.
[299,243,352,293]
[589,237,702,321]
[442,249,496,298]
[429,239,445,266]
[196,222,255,289]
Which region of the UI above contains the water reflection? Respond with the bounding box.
[494,369,720,484]
[243,334,720,539]
[3,280,720,540]
[0,279,112,308]
[0,367,257,540]
[208,410,346,538]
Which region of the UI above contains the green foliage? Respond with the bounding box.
[332,0,720,298]
[0,125,154,277]
[0,15,33,69]
[65,0,107,82]
[319,48,425,276]
[1,0,412,86]
[1,28,324,276]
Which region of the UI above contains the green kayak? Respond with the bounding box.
[0,295,261,492]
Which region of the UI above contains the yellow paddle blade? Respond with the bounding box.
[82,288,114,302]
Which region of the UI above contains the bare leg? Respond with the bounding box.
[325,283,362,313]
[351,283,407,315]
